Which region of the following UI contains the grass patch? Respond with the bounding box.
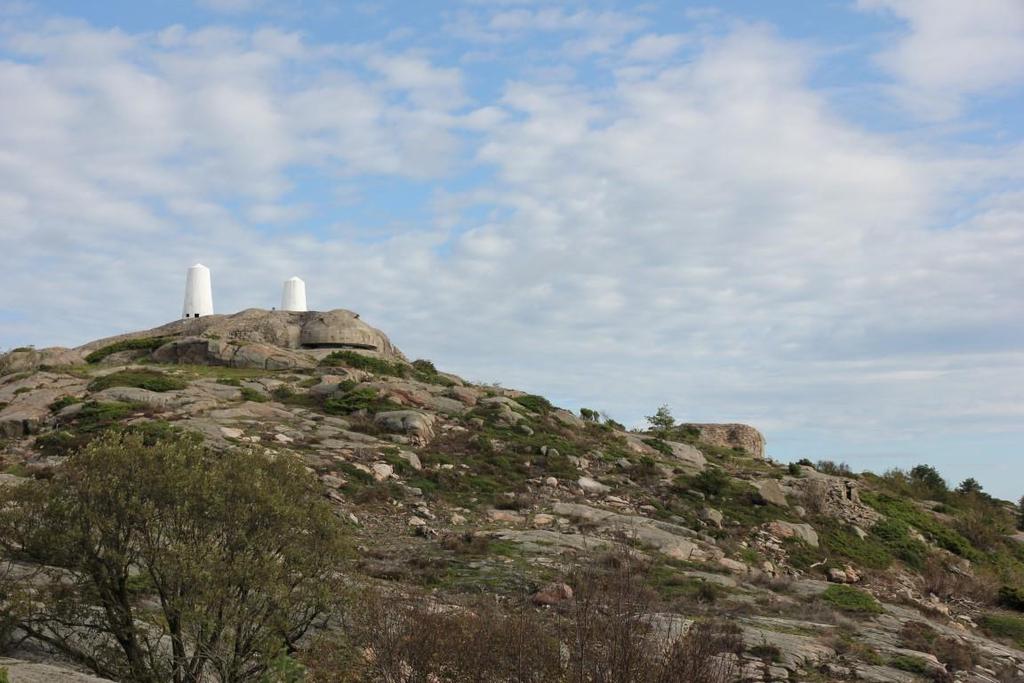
[49,395,83,412]
[85,336,173,364]
[239,387,268,403]
[821,584,883,614]
[88,369,186,393]
[888,654,930,674]
[863,493,977,560]
[981,613,1024,646]
[320,351,409,378]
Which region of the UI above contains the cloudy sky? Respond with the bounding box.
[2,0,1023,497]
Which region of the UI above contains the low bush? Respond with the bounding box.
[239,386,268,402]
[999,586,1024,612]
[320,350,409,378]
[48,395,82,412]
[816,460,853,476]
[306,554,743,683]
[889,654,931,674]
[514,394,554,414]
[87,369,186,393]
[821,585,883,614]
[983,613,1024,646]
[84,336,173,363]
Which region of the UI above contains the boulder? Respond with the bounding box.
[700,507,724,528]
[374,410,436,445]
[0,658,113,682]
[764,521,819,547]
[667,441,706,472]
[531,582,574,606]
[80,308,404,361]
[371,462,394,481]
[577,476,611,495]
[552,502,718,562]
[754,479,789,507]
[152,337,316,370]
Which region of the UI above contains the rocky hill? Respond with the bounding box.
[2,309,1024,682]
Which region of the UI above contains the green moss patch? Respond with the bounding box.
[821,584,883,614]
[88,369,186,393]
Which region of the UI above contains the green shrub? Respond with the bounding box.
[870,517,928,570]
[888,654,930,674]
[240,387,268,402]
[323,387,382,415]
[320,351,409,378]
[514,394,553,414]
[643,437,673,456]
[821,585,883,614]
[691,467,730,497]
[85,336,173,363]
[999,586,1024,612]
[49,395,83,412]
[787,462,802,476]
[981,613,1024,646]
[816,460,853,476]
[863,493,977,560]
[87,369,186,393]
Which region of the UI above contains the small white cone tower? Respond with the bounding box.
[182,263,214,319]
[281,276,307,312]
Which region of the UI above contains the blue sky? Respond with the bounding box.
[1,0,1023,498]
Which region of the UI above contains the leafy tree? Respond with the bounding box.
[0,432,347,683]
[956,478,983,495]
[645,404,676,435]
[1018,495,1024,531]
[909,464,948,499]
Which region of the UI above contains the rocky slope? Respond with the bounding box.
[2,309,1024,682]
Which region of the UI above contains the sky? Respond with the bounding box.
[1,0,1022,498]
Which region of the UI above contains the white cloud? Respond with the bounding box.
[858,0,1024,118]
[0,10,1022,495]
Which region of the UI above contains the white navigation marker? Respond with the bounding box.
[281,276,307,312]
[182,263,214,319]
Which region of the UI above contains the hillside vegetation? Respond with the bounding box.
[1,331,1024,682]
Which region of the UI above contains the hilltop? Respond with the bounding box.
[2,309,1024,682]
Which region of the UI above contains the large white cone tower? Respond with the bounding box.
[281,276,307,312]
[182,263,214,318]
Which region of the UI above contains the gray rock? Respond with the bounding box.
[764,520,819,547]
[577,476,610,495]
[754,479,789,507]
[374,410,436,444]
[0,658,113,682]
[700,506,724,528]
[552,502,718,562]
[667,441,706,472]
